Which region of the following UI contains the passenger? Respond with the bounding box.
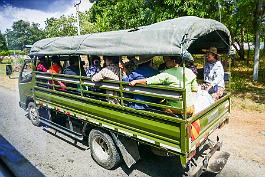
[202,47,225,101]
[48,56,62,74]
[158,62,167,71]
[181,51,198,75]
[186,61,198,75]
[63,56,86,76]
[86,56,101,77]
[129,56,198,116]
[92,56,120,104]
[63,56,86,92]
[122,59,159,109]
[36,56,48,72]
[48,56,64,90]
[36,56,49,88]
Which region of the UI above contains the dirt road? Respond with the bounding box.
[0,86,265,177]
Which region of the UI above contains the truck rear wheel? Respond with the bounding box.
[28,102,40,126]
[89,129,121,169]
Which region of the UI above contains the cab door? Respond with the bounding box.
[18,59,35,110]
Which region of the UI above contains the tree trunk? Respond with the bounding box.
[253,30,261,81]
[239,28,245,61]
[253,0,262,81]
[263,36,265,56]
[247,33,250,65]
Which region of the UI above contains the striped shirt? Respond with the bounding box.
[91,64,120,82]
[91,64,120,104]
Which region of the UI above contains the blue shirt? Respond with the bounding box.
[86,66,101,77]
[204,61,225,88]
[123,66,159,109]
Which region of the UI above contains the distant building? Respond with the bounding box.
[232,42,264,51]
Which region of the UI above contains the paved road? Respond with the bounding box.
[0,86,265,177]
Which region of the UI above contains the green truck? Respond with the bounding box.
[8,16,231,176]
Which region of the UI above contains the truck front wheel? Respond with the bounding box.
[89,129,121,169]
[28,102,40,126]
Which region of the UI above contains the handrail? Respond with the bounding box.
[34,71,186,118]
[35,72,184,100]
[34,71,185,92]
[34,86,186,123]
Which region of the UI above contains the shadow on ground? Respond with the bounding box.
[120,145,217,177]
[0,135,45,177]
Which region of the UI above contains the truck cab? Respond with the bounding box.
[18,58,35,110]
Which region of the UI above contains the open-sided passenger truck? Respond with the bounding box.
[9,16,231,176]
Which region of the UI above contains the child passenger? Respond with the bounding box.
[122,58,159,110]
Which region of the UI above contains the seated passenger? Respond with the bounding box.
[36,56,49,88]
[202,47,225,101]
[48,56,65,90]
[48,58,62,74]
[86,56,101,77]
[158,62,167,71]
[129,56,198,116]
[186,61,198,75]
[36,56,48,72]
[92,56,120,104]
[64,56,86,76]
[92,56,119,81]
[63,56,86,92]
[122,59,159,109]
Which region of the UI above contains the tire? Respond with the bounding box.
[28,102,41,126]
[89,129,121,169]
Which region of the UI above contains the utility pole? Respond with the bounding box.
[5,34,8,49]
[74,0,81,35]
[218,0,222,22]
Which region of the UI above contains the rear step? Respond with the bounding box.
[206,151,230,173]
[39,116,83,141]
[184,141,230,177]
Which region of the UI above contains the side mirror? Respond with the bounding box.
[6,64,13,76]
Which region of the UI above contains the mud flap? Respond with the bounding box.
[111,133,140,168]
[206,151,230,173]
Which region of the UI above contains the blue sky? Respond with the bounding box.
[0,0,74,12]
[0,0,93,32]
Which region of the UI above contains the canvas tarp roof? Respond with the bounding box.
[30,16,231,56]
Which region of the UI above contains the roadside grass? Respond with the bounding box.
[231,57,265,112]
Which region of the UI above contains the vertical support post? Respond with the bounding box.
[79,56,83,97]
[228,55,231,92]
[32,56,36,101]
[180,34,188,120]
[180,122,188,168]
[182,60,187,120]
[50,60,55,91]
[119,57,124,106]
[228,56,232,113]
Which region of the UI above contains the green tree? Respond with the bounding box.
[5,20,44,50]
[88,0,223,32]
[80,11,98,34]
[0,32,8,51]
[44,15,77,37]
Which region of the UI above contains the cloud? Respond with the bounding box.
[0,0,93,33]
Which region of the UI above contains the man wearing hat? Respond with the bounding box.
[202,47,225,100]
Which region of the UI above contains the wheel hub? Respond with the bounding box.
[93,136,110,161]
